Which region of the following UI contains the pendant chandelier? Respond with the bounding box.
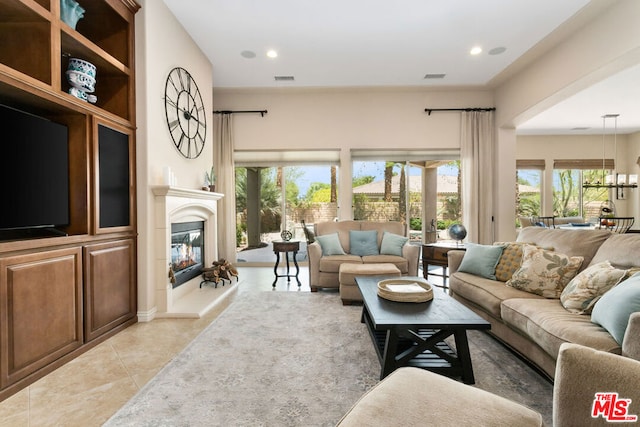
[582,114,637,198]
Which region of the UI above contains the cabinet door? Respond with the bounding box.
[0,248,83,387]
[84,239,136,341]
[93,118,135,234]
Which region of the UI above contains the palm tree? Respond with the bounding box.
[384,162,393,202]
[330,166,337,203]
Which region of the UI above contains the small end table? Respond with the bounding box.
[272,240,301,287]
[422,242,466,286]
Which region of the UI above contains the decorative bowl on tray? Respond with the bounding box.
[377,278,434,303]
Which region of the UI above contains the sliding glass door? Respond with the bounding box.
[351,159,461,241]
[235,164,336,259]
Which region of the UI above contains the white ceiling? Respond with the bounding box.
[163,0,640,135]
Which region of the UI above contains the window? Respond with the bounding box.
[351,158,461,241]
[516,160,543,227]
[552,159,613,219]
[235,165,336,250]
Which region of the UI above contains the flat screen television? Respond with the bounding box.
[0,104,69,239]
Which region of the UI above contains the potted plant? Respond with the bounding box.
[205,167,216,192]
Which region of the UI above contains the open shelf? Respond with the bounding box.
[0,0,51,85]
[0,0,136,122]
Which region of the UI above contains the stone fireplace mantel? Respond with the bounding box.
[150,185,234,319]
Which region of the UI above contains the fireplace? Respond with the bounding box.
[171,221,205,288]
[151,185,223,319]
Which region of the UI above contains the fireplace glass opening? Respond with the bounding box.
[171,221,204,288]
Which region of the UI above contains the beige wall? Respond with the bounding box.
[214,88,492,150]
[214,87,493,219]
[135,0,214,318]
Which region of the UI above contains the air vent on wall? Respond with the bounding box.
[274,76,295,81]
[424,73,446,79]
[571,127,590,131]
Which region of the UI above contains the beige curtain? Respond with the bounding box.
[214,113,237,262]
[461,110,495,244]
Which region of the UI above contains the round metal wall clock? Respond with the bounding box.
[164,67,206,159]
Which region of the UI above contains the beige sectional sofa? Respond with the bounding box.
[447,227,640,379]
[307,220,420,292]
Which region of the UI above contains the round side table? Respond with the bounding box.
[272,240,301,287]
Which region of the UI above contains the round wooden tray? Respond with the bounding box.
[377,278,434,303]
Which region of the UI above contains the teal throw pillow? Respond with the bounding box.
[591,272,640,345]
[315,232,346,256]
[349,230,379,256]
[458,243,505,280]
[380,232,409,256]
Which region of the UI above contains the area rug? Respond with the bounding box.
[104,292,552,426]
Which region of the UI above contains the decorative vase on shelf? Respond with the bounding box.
[60,0,85,30]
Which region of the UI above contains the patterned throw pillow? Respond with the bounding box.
[494,242,553,282]
[560,261,629,314]
[506,245,583,298]
[494,242,527,282]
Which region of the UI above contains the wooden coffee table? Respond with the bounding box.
[356,276,490,383]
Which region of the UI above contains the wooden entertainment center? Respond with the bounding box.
[0,0,139,400]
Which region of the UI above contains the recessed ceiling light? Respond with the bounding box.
[488,47,506,55]
[266,50,278,58]
[240,50,256,59]
[470,46,482,55]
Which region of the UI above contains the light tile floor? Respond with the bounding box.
[0,266,316,427]
[0,265,433,426]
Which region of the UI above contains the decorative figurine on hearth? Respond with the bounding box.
[168,264,176,284]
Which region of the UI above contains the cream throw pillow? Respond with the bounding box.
[506,245,583,298]
[560,261,629,314]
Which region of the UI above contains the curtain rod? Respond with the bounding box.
[424,108,496,116]
[213,110,268,117]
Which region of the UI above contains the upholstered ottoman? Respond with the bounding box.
[338,263,401,305]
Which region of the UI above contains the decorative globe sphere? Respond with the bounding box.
[280,230,292,241]
[448,224,467,242]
